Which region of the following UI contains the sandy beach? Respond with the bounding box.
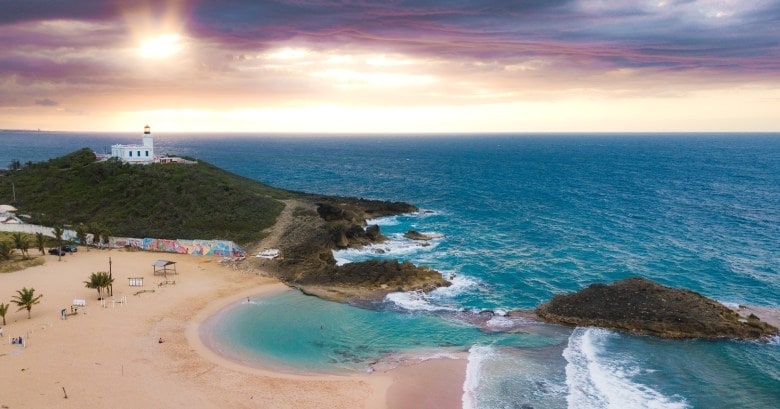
[0,249,466,409]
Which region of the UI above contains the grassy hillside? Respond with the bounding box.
[0,148,297,245]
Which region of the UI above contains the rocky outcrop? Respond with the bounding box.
[297,260,450,304]
[404,230,433,241]
[255,199,448,304]
[535,277,778,340]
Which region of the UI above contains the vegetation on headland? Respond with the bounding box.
[0,148,292,244]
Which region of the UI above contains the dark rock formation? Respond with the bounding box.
[259,199,448,304]
[404,230,433,241]
[535,277,778,339]
[298,260,450,304]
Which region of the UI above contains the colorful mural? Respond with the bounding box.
[0,222,245,257]
[111,237,245,257]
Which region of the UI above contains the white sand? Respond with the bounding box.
[0,249,466,408]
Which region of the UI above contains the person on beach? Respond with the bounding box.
[158,337,164,344]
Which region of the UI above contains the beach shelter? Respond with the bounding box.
[152,260,177,278]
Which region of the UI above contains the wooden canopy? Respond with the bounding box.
[152,260,177,277]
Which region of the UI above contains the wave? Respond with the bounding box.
[333,232,443,266]
[462,344,494,409]
[385,291,461,313]
[563,327,689,409]
[366,215,402,226]
[365,209,444,226]
[384,272,479,312]
[463,343,568,409]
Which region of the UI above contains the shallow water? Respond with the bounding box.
[202,290,570,374]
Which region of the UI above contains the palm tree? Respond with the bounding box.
[84,272,114,300]
[0,241,13,261]
[11,232,28,258]
[35,232,46,255]
[20,239,30,259]
[52,225,64,261]
[0,302,8,325]
[11,287,43,319]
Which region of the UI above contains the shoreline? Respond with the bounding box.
[0,250,467,408]
[3,250,776,409]
[192,286,469,409]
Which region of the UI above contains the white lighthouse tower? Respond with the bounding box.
[143,124,154,151]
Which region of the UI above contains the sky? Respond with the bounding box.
[1,0,779,133]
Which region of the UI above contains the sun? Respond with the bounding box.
[139,34,182,58]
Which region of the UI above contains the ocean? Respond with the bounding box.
[2,131,779,408]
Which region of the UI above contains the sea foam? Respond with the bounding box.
[462,344,494,409]
[564,327,689,409]
[332,232,443,266]
[384,271,478,312]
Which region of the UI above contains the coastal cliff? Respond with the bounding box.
[535,277,778,340]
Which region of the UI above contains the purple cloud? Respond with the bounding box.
[0,0,778,108]
[35,98,59,106]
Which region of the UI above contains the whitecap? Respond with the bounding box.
[563,327,690,409]
[332,232,441,265]
[366,215,401,226]
[429,272,479,299]
[384,290,459,312]
[484,315,536,331]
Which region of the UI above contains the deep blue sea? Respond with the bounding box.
[2,131,779,408]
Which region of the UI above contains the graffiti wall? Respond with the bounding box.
[111,237,245,257]
[0,222,246,257]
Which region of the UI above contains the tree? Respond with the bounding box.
[84,272,114,300]
[35,232,46,255]
[11,287,43,319]
[52,225,64,261]
[11,232,28,258]
[0,302,8,325]
[0,241,13,261]
[75,224,88,251]
[9,159,21,171]
[100,228,111,248]
[88,223,101,248]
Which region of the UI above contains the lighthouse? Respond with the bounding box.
[109,125,156,163]
[143,124,154,150]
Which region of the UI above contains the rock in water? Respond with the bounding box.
[404,230,433,240]
[535,277,778,339]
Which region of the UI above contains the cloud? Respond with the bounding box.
[35,98,59,106]
[0,0,778,131]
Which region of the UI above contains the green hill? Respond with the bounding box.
[0,148,296,245]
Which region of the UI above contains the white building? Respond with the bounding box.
[110,125,155,163]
